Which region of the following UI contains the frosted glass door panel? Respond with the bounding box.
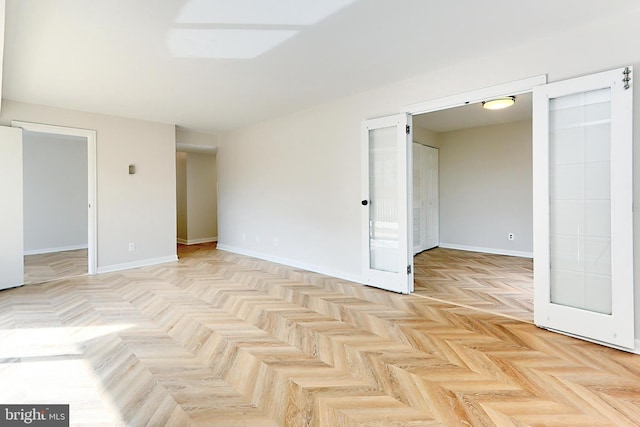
[369,126,399,272]
[361,114,411,294]
[549,88,611,315]
[534,66,634,350]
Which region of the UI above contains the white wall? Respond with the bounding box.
[218,109,362,280]
[22,131,88,253]
[413,126,439,148]
[1,100,177,272]
[0,0,5,115]
[217,10,640,335]
[438,120,532,256]
[176,126,219,150]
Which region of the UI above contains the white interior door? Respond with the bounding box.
[533,67,634,350]
[361,114,413,294]
[413,143,439,254]
[0,126,24,290]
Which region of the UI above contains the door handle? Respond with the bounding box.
[361,200,368,206]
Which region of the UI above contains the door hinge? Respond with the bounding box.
[407,265,412,274]
[406,125,410,134]
[623,67,632,90]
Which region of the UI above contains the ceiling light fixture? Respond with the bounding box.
[482,96,516,110]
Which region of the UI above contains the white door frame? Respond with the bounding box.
[12,121,98,275]
[404,76,547,258]
[404,75,547,115]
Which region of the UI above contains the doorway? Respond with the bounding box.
[22,131,88,283]
[410,91,534,321]
[175,148,218,248]
[12,121,97,283]
[412,92,534,256]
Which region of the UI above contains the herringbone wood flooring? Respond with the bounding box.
[2,243,639,426]
[23,249,88,285]
[414,248,533,322]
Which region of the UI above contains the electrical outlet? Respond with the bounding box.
[273,238,279,246]
[508,233,515,241]
[255,235,261,243]
[129,242,135,251]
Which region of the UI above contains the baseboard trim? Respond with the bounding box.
[177,237,218,245]
[24,244,88,256]
[439,243,533,259]
[97,255,178,274]
[216,244,365,285]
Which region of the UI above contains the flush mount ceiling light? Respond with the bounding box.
[482,96,516,110]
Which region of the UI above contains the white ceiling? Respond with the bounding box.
[414,92,532,133]
[2,0,636,132]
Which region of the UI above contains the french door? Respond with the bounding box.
[533,67,635,350]
[361,114,413,294]
[0,126,24,290]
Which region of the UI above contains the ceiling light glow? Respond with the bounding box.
[482,96,516,110]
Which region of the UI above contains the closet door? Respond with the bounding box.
[413,143,425,254]
[413,143,439,254]
[533,67,634,350]
[424,146,439,250]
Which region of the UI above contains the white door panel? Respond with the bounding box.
[362,114,413,294]
[533,67,634,350]
[0,126,24,290]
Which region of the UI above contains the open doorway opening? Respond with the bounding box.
[175,147,218,254]
[12,121,97,284]
[411,92,534,322]
[22,131,88,284]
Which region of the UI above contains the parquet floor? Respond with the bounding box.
[2,243,640,426]
[23,249,88,285]
[414,248,534,322]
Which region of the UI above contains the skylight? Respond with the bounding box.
[176,0,355,26]
[168,29,298,59]
[169,0,356,59]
